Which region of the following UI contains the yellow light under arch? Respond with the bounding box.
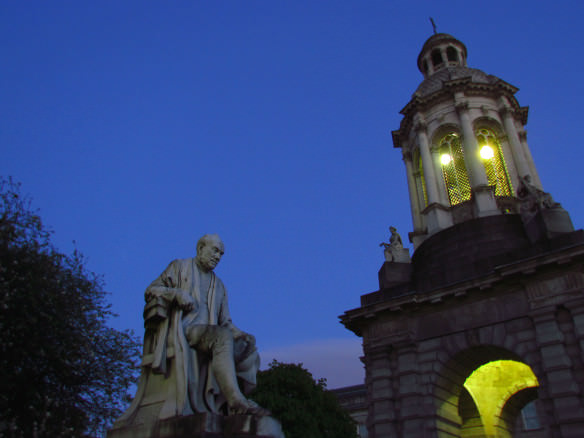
[463,360,539,436]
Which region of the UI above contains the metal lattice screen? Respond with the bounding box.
[475,128,513,197]
[439,133,472,205]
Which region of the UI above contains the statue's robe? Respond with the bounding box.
[115,258,260,425]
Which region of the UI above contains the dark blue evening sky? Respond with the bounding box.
[2,1,583,387]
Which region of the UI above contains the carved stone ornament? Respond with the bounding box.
[517,175,559,219]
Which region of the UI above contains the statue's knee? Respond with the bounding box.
[207,327,234,355]
[185,325,206,347]
[214,326,233,344]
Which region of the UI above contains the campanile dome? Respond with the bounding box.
[417,33,468,77]
[392,33,549,248]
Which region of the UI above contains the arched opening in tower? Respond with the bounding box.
[434,347,542,438]
[461,360,539,436]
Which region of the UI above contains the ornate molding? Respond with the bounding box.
[430,144,442,153]
[414,121,428,133]
[499,105,515,118]
[526,272,584,310]
[455,100,469,113]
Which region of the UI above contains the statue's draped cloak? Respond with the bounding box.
[120,258,259,422]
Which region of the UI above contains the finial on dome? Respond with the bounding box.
[429,17,437,35]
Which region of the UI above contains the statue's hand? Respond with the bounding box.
[176,290,196,312]
[238,332,256,348]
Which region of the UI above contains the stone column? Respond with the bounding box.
[455,97,498,216]
[415,120,453,233]
[456,100,488,187]
[395,343,429,436]
[531,309,584,437]
[416,121,440,206]
[566,301,584,380]
[499,103,531,179]
[403,150,424,234]
[430,144,451,206]
[518,130,544,188]
[364,345,399,438]
[440,47,448,66]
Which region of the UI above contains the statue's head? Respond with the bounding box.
[390,226,397,233]
[195,234,225,272]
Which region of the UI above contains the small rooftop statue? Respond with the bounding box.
[516,175,574,238]
[517,175,559,220]
[517,175,561,211]
[380,226,411,263]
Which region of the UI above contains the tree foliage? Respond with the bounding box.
[0,177,141,437]
[250,360,358,438]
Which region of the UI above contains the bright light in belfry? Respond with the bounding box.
[441,154,452,165]
[480,145,494,160]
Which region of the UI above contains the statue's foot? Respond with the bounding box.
[229,398,271,416]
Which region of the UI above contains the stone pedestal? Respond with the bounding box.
[524,207,575,243]
[107,412,285,438]
[378,262,412,290]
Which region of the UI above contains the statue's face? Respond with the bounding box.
[197,238,225,272]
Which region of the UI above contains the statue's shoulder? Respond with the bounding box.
[209,271,226,293]
[166,257,194,270]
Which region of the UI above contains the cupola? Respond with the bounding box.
[393,33,546,248]
[417,33,468,77]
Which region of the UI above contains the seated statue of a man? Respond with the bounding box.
[115,234,268,427]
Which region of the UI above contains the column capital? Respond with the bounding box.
[364,344,393,359]
[518,130,528,141]
[414,121,428,133]
[455,100,469,113]
[402,151,413,162]
[430,144,442,153]
[499,105,515,118]
[528,307,557,322]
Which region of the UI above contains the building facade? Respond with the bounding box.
[340,33,584,437]
[331,384,369,437]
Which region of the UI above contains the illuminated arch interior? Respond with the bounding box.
[439,132,471,206]
[462,360,539,436]
[475,128,513,197]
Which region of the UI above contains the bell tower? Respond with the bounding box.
[341,33,584,438]
[393,33,542,248]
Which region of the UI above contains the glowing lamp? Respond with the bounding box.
[480,145,494,160]
[440,154,452,165]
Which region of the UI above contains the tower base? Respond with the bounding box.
[107,413,285,438]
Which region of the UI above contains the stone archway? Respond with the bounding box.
[434,346,539,438]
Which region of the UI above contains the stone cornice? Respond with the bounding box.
[455,100,469,113]
[392,129,402,149]
[340,238,584,336]
[395,79,524,142]
[414,121,428,133]
[518,106,529,125]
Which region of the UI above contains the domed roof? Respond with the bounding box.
[413,65,499,97]
[417,33,468,73]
